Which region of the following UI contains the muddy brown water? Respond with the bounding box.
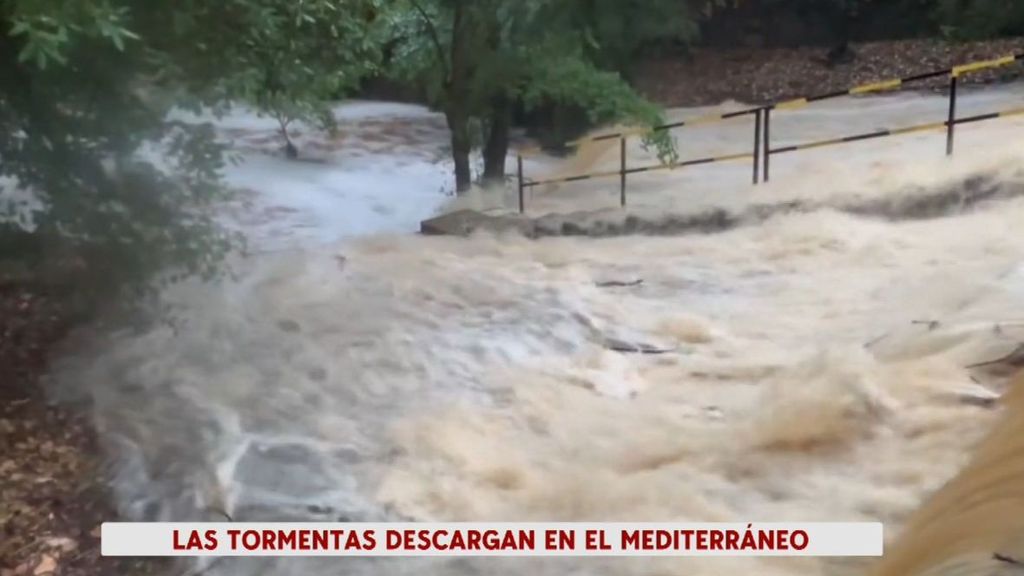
[47,94,1024,576]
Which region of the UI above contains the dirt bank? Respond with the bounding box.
[636,37,1024,107]
[0,287,162,576]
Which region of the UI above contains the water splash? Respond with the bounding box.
[872,371,1024,576]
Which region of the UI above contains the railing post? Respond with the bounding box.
[946,75,958,156]
[753,108,762,185]
[517,155,525,214]
[763,107,772,183]
[619,136,627,207]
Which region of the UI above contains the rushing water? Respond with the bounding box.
[50,90,1024,576]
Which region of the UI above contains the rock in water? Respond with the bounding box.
[419,210,530,236]
[949,383,1000,408]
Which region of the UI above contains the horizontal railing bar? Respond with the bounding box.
[768,105,1024,156]
[522,151,753,187]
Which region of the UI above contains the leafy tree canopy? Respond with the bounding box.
[932,0,1024,40]
[386,0,697,190]
[0,0,384,307]
[161,0,387,154]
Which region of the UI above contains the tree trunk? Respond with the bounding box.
[479,9,507,186]
[446,108,472,192]
[825,1,856,67]
[446,0,472,193]
[481,94,509,185]
[278,116,298,159]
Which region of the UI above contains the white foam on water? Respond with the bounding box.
[173,101,455,250]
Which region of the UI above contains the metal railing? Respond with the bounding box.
[514,53,1024,214]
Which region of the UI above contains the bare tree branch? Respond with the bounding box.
[408,0,449,83]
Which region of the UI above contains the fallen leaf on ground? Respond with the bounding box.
[32,555,56,576]
[43,537,76,553]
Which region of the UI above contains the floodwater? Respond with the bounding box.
[51,87,1024,576]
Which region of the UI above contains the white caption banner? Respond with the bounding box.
[102,522,883,557]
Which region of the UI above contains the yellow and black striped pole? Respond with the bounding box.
[511,52,1024,198]
[753,108,762,185]
[763,107,772,183]
[520,52,1024,166]
[765,103,1024,157]
[946,75,958,156]
[517,154,525,214]
[768,53,1022,113]
[619,136,627,207]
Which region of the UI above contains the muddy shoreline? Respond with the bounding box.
[0,288,167,576]
[635,38,1024,108]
